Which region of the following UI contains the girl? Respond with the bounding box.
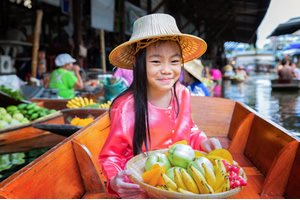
[99,13,221,198]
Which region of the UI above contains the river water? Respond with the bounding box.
[221,72,300,137]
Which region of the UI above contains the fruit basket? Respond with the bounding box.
[126,148,245,199]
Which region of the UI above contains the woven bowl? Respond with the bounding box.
[126,149,243,199]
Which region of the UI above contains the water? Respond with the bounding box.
[222,72,300,137]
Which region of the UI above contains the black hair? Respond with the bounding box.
[109,40,181,155]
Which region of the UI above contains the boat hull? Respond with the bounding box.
[0,96,299,198]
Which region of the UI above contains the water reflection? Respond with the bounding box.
[222,73,300,137]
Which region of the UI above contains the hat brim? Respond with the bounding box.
[184,60,205,83]
[109,34,207,69]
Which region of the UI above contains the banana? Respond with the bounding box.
[180,168,199,194]
[216,159,227,174]
[90,98,95,105]
[202,163,217,189]
[156,185,168,191]
[173,168,187,191]
[69,99,81,107]
[84,97,90,106]
[178,187,195,194]
[189,165,214,194]
[162,173,178,191]
[67,102,79,108]
[215,175,230,193]
[79,97,85,106]
[213,159,229,190]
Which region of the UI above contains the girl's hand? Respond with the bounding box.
[110,170,147,199]
[200,137,222,152]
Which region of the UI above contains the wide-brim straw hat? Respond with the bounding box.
[184,59,205,82]
[109,13,207,69]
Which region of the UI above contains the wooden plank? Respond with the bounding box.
[261,140,299,198]
[72,140,105,193]
[0,142,84,198]
[191,96,235,137]
[31,9,43,78]
[228,113,254,153]
[244,116,295,176]
[227,103,252,140]
[285,146,300,198]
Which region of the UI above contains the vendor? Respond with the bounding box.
[183,59,210,96]
[48,53,83,99]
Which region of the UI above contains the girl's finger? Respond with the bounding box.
[210,138,222,149]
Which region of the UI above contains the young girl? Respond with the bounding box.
[99,13,221,198]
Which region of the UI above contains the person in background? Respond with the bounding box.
[48,53,83,98]
[99,13,221,198]
[235,66,248,81]
[113,67,133,87]
[37,47,47,80]
[278,59,294,80]
[209,68,222,97]
[183,59,210,96]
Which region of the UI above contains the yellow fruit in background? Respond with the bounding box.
[70,117,81,126]
[206,149,233,164]
[70,117,94,126]
[194,151,207,158]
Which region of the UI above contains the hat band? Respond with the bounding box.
[133,36,181,55]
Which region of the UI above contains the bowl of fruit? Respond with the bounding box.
[126,142,247,199]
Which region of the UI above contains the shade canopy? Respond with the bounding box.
[269,17,300,37]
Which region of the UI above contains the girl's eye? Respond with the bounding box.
[150,60,160,64]
[172,60,180,64]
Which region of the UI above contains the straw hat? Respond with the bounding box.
[109,13,207,69]
[184,59,205,82]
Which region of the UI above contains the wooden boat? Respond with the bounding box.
[271,79,300,90]
[0,112,66,154]
[0,96,299,198]
[0,108,106,154]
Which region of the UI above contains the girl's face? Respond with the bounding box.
[146,41,182,93]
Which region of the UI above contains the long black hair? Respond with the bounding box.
[110,40,182,155]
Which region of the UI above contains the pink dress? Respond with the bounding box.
[113,68,133,86]
[99,83,207,194]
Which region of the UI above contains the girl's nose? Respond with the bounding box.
[160,63,172,74]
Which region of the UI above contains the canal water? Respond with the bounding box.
[222,72,300,137]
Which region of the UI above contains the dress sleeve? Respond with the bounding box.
[188,124,208,151]
[98,104,132,194]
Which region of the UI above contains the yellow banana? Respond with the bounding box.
[84,97,90,106]
[67,102,79,108]
[216,159,227,174]
[162,173,178,191]
[156,185,168,191]
[202,163,216,189]
[89,98,95,105]
[174,168,187,191]
[213,159,228,190]
[180,168,199,194]
[178,187,195,194]
[69,99,81,107]
[189,165,214,194]
[215,175,230,193]
[79,97,85,107]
